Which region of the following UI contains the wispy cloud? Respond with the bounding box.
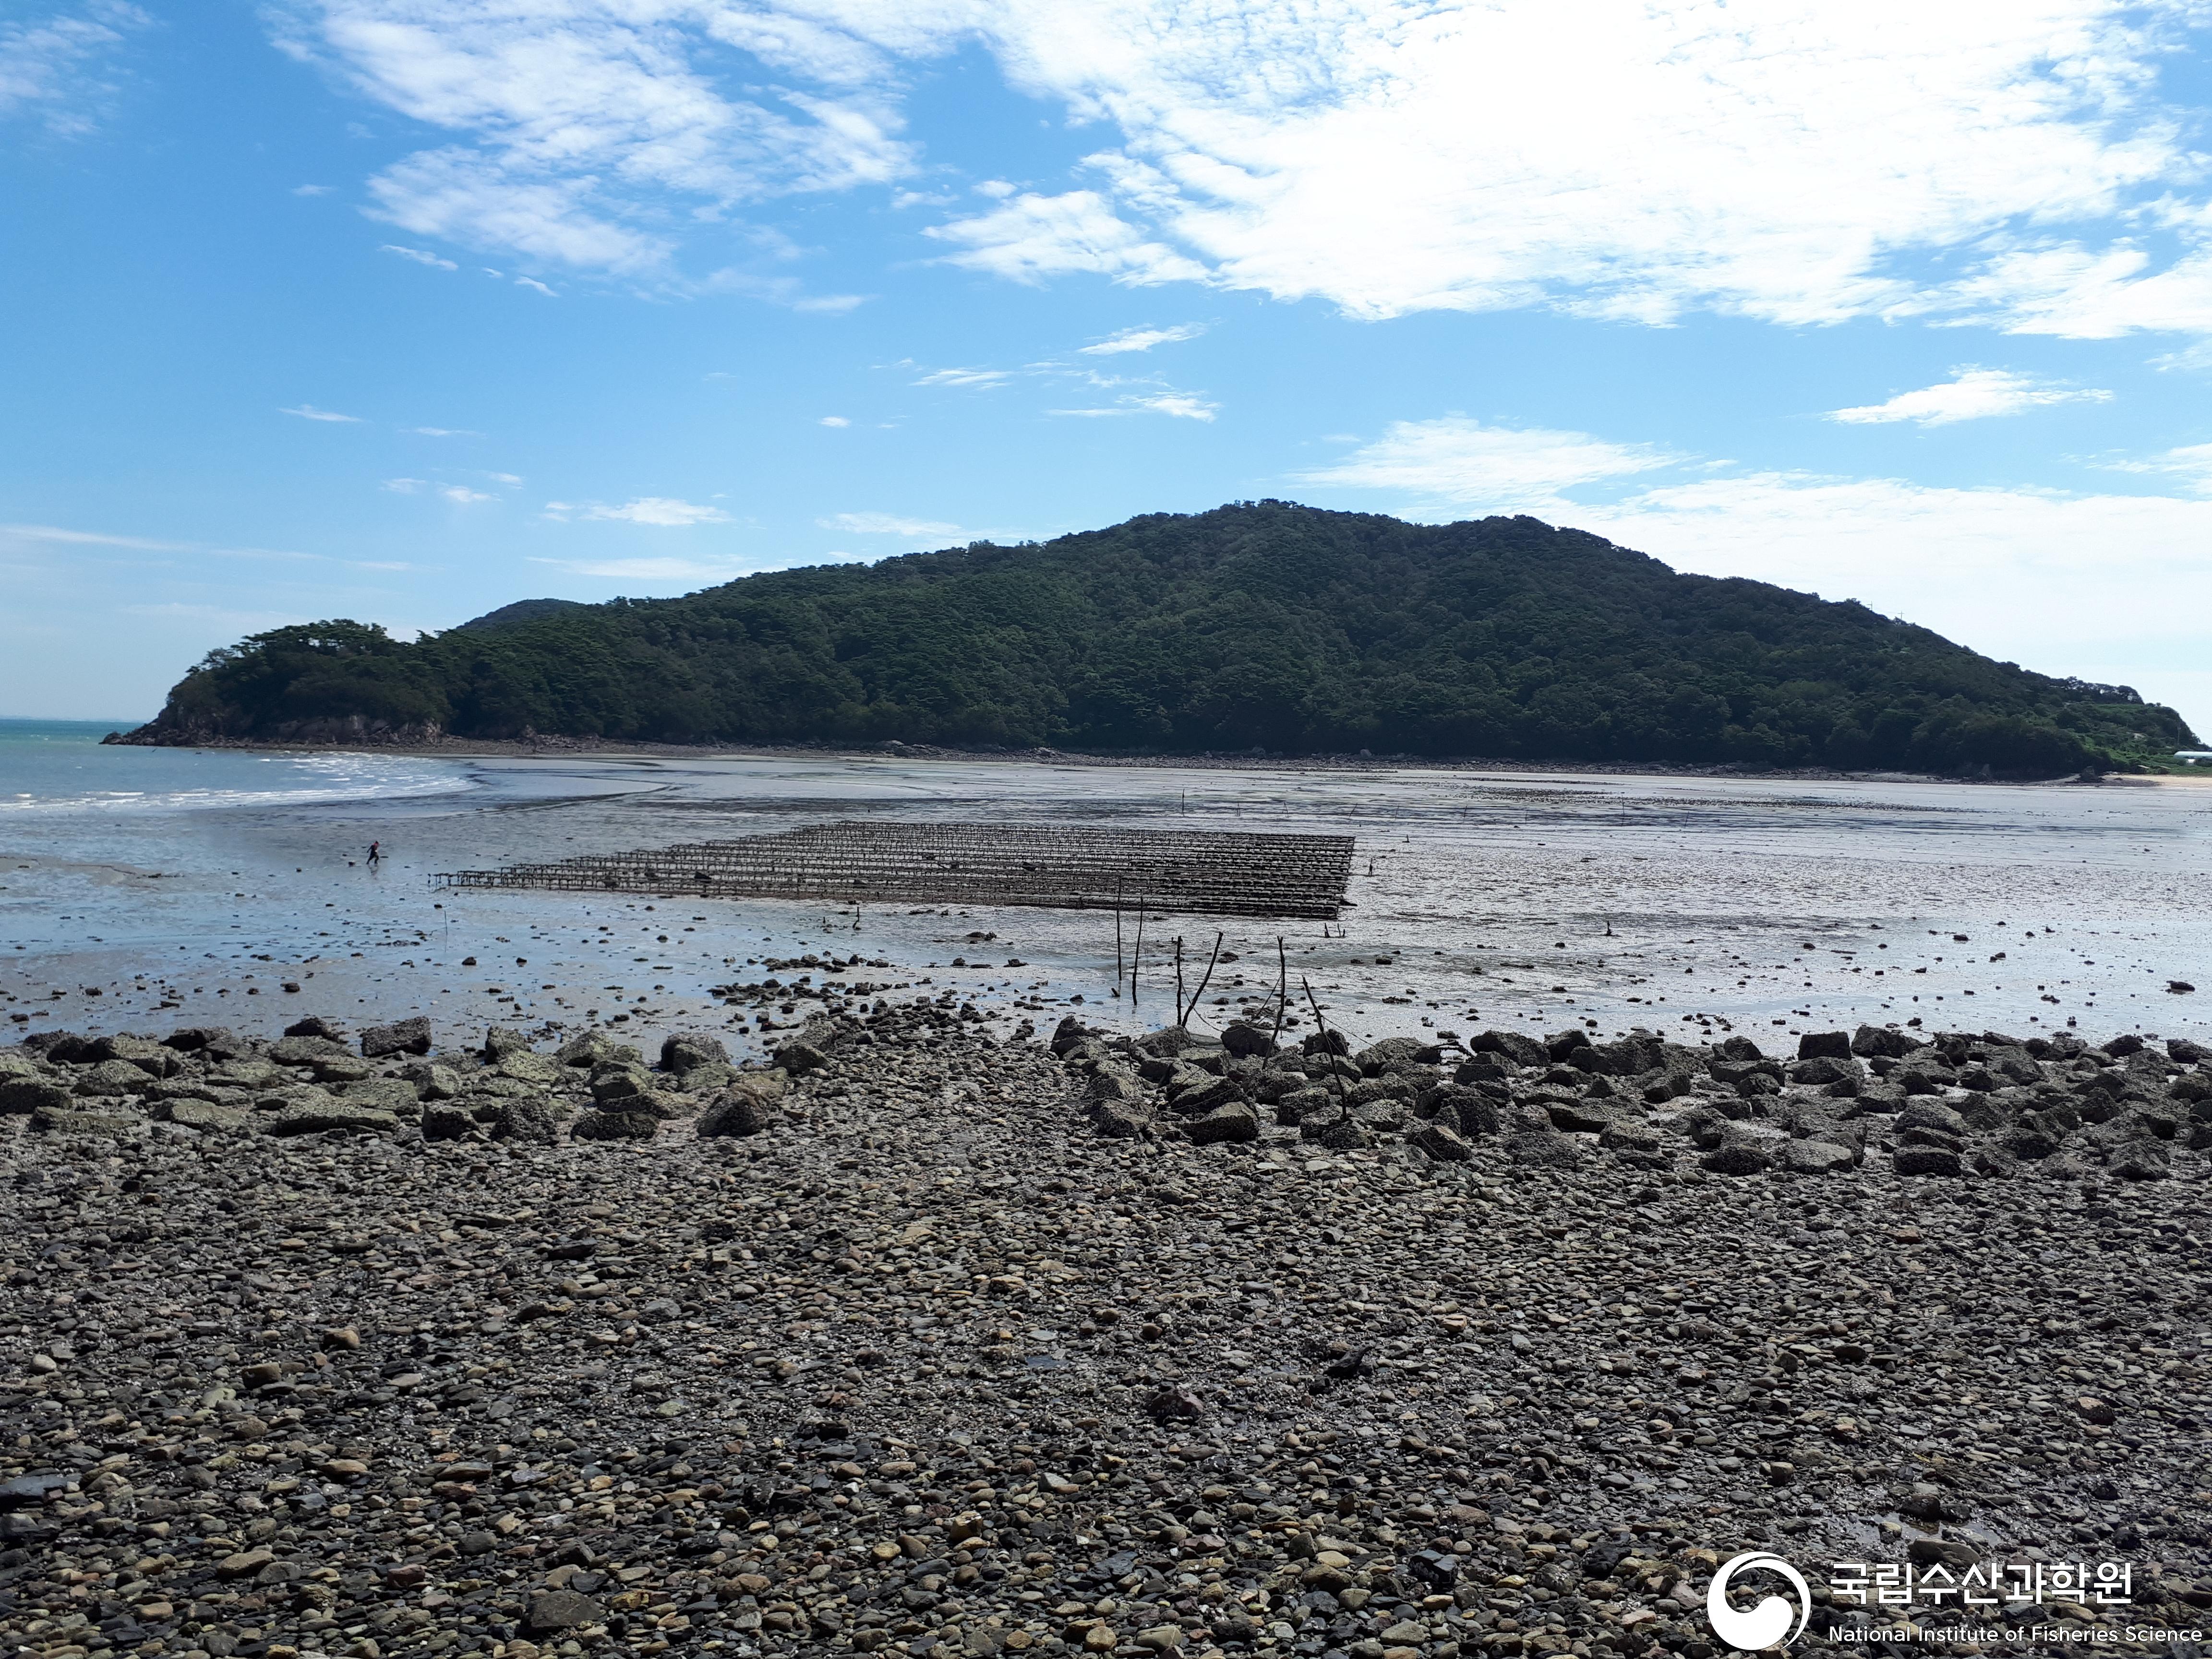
[1297,416,1679,512]
[0,521,187,552]
[292,182,332,195]
[817,511,957,537]
[1080,323,1205,355]
[267,4,2212,338]
[280,403,362,423]
[270,0,913,278]
[383,478,425,493]
[514,275,556,296]
[818,415,850,427]
[0,2,151,137]
[381,242,456,270]
[406,425,480,437]
[1050,390,1218,421]
[2102,442,2212,494]
[0,520,414,574]
[926,190,1206,288]
[1830,367,2112,426]
[912,366,1011,389]
[542,496,732,526]
[1293,410,2212,711]
[528,555,750,583]
[439,485,495,504]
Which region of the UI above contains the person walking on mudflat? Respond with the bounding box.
[367,840,380,866]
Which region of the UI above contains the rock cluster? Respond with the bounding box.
[1051,1018,2212,1188]
[0,1005,2208,1659]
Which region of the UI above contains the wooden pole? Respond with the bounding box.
[1130,900,1146,1011]
[1302,975,1348,1118]
[1115,878,1124,989]
[1268,935,1288,1053]
[1181,930,1224,1027]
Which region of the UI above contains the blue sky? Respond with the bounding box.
[5,0,2212,732]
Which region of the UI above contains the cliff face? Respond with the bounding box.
[117,503,2198,775]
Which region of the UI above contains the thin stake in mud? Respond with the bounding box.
[1268,936,1288,1052]
[1301,975,1348,1119]
[1130,899,1146,1011]
[1179,931,1224,1029]
[1173,937,1185,1028]
[1114,878,1125,993]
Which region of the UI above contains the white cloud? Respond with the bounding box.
[0,521,424,580]
[1829,367,2113,426]
[1580,473,2212,693]
[817,511,958,536]
[381,242,457,269]
[0,521,185,553]
[818,414,850,427]
[406,425,480,437]
[271,0,914,276]
[487,471,523,484]
[542,496,732,525]
[514,275,557,296]
[695,266,866,311]
[383,478,424,493]
[529,554,751,582]
[1298,411,2212,728]
[261,3,2212,334]
[439,485,495,503]
[1297,416,1678,511]
[1050,389,1218,421]
[0,2,149,137]
[293,183,333,195]
[925,189,1207,287]
[1912,239,2212,339]
[2102,441,2212,493]
[912,366,1012,389]
[280,403,363,422]
[1080,322,1204,355]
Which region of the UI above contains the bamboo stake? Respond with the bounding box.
[1115,878,1124,989]
[1268,935,1288,1053]
[1130,900,1146,1010]
[1180,930,1224,1028]
[1302,975,1348,1118]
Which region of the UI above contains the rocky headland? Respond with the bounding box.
[2,1006,2208,1659]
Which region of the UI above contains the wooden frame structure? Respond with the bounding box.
[434,820,1355,919]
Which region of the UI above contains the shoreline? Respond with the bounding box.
[88,728,2170,788]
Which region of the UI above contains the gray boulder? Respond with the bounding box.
[1409,1120,1472,1162]
[662,1030,732,1074]
[572,1108,658,1142]
[774,1040,829,1075]
[493,1098,559,1145]
[1187,1102,1260,1145]
[1895,1145,1963,1177]
[360,1016,432,1058]
[483,1025,534,1061]
[268,1100,400,1136]
[1702,1142,1771,1176]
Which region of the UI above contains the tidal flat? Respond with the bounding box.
[3,743,2207,1062]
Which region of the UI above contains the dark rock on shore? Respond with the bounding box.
[1,1006,2207,1659]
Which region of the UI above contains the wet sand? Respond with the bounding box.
[4,755,2206,1060]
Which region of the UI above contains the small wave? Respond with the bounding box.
[0,761,474,816]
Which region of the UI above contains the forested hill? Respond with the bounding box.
[117,504,2197,775]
